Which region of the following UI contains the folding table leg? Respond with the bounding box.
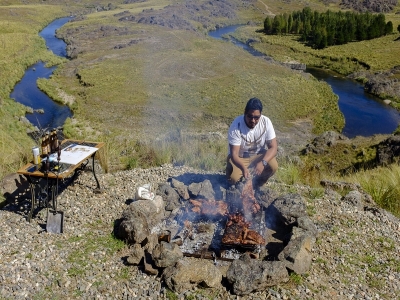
[27,178,37,222]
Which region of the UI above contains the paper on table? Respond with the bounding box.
[59,144,98,165]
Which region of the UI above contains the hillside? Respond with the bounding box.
[1,0,400,298]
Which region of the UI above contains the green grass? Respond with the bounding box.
[1,0,400,222]
[42,0,344,173]
[343,165,400,217]
[232,24,400,97]
[0,4,67,179]
[66,231,126,277]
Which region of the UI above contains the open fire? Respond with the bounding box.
[117,175,317,295]
[160,177,267,261]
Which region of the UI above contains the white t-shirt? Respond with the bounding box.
[228,115,276,157]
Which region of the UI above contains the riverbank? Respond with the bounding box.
[230,24,400,104]
[0,4,67,183]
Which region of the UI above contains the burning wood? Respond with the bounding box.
[241,178,261,216]
[189,199,228,217]
[222,214,265,246]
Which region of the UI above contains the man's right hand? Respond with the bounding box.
[242,167,250,179]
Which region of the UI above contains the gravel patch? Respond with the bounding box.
[1,164,399,299]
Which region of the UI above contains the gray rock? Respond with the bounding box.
[297,216,318,236]
[117,199,164,244]
[34,108,45,114]
[19,116,32,126]
[302,131,348,154]
[188,179,215,200]
[226,253,289,295]
[278,227,315,274]
[144,251,159,276]
[157,183,180,211]
[271,193,308,222]
[152,241,183,268]
[342,190,364,211]
[163,257,222,293]
[142,233,159,254]
[170,178,189,200]
[376,135,400,166]
[126,244,144,265]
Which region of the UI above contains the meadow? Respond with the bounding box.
[48,0,343,172]
[1,0,400,217]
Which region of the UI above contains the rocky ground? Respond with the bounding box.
[1,157,399,299]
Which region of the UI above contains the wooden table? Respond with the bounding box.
[17,139,104,221]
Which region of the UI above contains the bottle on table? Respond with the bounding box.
[41,133,48,156]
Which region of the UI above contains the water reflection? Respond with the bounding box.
[10,17,72,130]
[307,68,400,138]
[209,26,400,138]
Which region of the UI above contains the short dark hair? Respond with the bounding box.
[244,97,263,114]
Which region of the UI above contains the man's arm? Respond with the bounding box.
[253,138,278,176]
[229,143,250,180]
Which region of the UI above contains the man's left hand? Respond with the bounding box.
[253,161,264,176]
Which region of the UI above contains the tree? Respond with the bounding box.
[264,17,273,34]
[385,21,393,35]
[398,24,400,33]
[288,14,293,33]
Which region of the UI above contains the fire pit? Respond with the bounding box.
[116,174,318,296]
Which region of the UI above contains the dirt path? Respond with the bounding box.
[257,0,274,16]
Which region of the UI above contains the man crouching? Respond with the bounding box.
[226,97,278,187]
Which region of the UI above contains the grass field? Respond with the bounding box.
[0,4,67,183]
[45,0,343,172]
[1,0,399,217]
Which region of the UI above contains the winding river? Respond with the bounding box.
[209,25,400,138]
[10,17,72,131]
[11,21,400,138]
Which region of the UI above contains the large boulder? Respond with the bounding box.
[226,253,289,295]
[157,183,181,211]
[163,257,222,293]
[376,135,400,166]
[278,227,316,274]
[117,199,164,244]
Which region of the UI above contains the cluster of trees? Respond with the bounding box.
[264,7,394,49]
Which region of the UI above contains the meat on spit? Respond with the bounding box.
[241,177,261,216]
[189,199,228,217]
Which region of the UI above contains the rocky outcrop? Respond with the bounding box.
[349,66,400,101]
[340,0,398,13]
[118,0,238,31]
[376,135,400,165]
[302,131,348,155]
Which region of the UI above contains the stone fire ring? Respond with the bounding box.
[116,177,318,296]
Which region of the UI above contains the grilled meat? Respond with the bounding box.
[190,199,228,217]
[241,178,261,216]
[222,213,265,246]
